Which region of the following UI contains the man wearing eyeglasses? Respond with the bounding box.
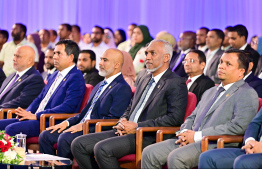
[183,49,214,104]
[86,26,109,69]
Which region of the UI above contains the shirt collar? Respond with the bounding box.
[181,48,191,55]
[13,38,27,46]
[104,72,121,86]
[188,74,202,84]
[198,45,208,51]
[16,66,31,77]
[59,64,75,78]
[207,47,219,55]
[243,71,252,80]
[218,81,236,91]
[151,68,168,84]
[47,67,56,74]
[240,43,248,50]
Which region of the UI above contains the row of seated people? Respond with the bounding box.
[0,39,261,169]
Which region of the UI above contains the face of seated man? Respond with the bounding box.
[77,52,95,73]
[44,49,55,70]
[53,44,74,71]
[184,52,205,78]
[13,46,35,72]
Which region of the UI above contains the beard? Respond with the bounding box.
[99,65,114,77]
[12,32,21,41]
[146,57,163,73]
[92,38,102,43]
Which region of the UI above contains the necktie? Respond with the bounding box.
[36,73,62,114]
[172,53,185,72]
[46,73,51,81]
[129,78,155,122]
[0,74,19,99]
[80,80,108,123]
[193,87,225,131]
[186,79,191,85]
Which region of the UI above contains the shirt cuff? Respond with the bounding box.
[194,131,202,142]
[245,137,256,145]
[65,120,69,127]
[180,129,188,133]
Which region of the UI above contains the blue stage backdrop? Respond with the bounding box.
[0,0,261,42]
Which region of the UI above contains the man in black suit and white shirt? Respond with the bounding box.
[183,49,214,104]
[71,39,188,169]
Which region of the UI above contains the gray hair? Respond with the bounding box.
[147,39,173,62]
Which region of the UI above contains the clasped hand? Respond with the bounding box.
[242,140,262,154]
[15,107,36,121]
[175,130,195,147]
[112,118,137,136]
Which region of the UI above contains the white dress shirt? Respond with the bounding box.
[86,42,109,69]
[239,43,248,50]
[187,74,202,90]
[204,48,219,75]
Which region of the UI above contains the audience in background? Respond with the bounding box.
[27,33,45,73]
[58,23,72,41]
[86,26,109,69]
[204,29,224,84]
[196,27,209,52]
[0,23,39,76]
[121,51,136,86]
[83,32,91,44]
[39,29,52,53]
[155,31,177,56]
[118,23,137,52]
[70,25,88,50]
[114,29,126,47]
[41,48,56,81]
[0,30,9,52]
[77,50,103,86]
[131,25,153,73]
[221,26,232,51]
[103,28,116,48]
[49,29,57,47]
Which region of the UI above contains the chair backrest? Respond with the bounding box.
[258,98,262,112]
[184,92,197,121]
[79,84,94,112]
[131,86,136,96]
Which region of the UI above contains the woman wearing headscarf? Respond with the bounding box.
[27,33,45,73]
[114,29,126,47]
[103,28,116,48]
[130,25,153,74]
[121,51,136,86]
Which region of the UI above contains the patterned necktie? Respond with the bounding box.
[193,87,225,131]
[36,73,62,114]
[172,53,185,72]
[0,74,19,99]
[129,78,155,122]
[80,80,108,123]
[186,79,191,85]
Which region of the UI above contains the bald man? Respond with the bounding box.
[170,31,196,77]
[38,48,133,159]
[0,45,44,109]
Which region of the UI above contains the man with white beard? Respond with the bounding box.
[38,48,133,159]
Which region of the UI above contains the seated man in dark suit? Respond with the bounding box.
[243,51,262,98]
[0,45,44,108]
[77,49,104,86]
[41,48,56,81]
[183,49,214,104]
[0,68,6,87]
[141,49,258,169]
[71,39,188,169]
[170,31,196,77]
[39,49,133,159]
[0,40,86,139]
[199,107,262,169]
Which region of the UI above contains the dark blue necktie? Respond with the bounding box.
[193,87,225,131]
[0,74,19,99]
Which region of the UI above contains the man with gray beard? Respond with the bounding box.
[71,39,188,169]
[39,48,132,159]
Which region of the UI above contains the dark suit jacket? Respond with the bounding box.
[254,54,262,76]
[83,68,104,87]
[205,48,224,84]
[134,69,148,87]
[67,74,133,132]
[27,66,86,120]
[245,72,262,98]
[244,107,262,142]
[0,68,6,88]
[0,66,44,108]
[170,51,188,77]
[245,44,260,73]
[188,74,215,104]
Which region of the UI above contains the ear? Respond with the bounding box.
[239,68,245,77]
[91,60,96,68]
[69,54,75,62]
[163,54,170,63]
[200,61,205,70]
[114,61,121,69]
[248,62,253,71]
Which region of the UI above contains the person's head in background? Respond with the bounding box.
[114,29,126,46]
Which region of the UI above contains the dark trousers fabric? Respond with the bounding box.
[0,118,40,137]
[199,148,262,169]
[39,129,82,159]
[71,130,136,169]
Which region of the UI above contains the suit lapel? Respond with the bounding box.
[207,49,222,70]
[0,74,15,93]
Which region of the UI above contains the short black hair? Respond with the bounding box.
[188,49,206,63]
[224,48,249,75]
[199,27,209,34]
[50,29,57,37]
[0,30,9,42]
[116,29,127,43]
[41,29,50,37]
[225,26,233,32]
[61,23,72,32]
[230,24,248,41]
[72,25,81,33]
[15,23,27,37]
[243,50,258,69]
[130,23,137,27]
[79,50,96,62]
[211,29,225,46]
[94,25,104,34]
[56,39,79,63]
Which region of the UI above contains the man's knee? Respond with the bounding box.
[94,140,111,158]
[234,155,249,169]
[39,130,51,143]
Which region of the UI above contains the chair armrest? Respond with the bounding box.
[83,119,118,134]
[201,135,244,152]
[95,119,119,132]
[217,135,243,148]
[0,108,16,119]
[39,114,54,133]
[49,113,79,127]
[156,127,180,143]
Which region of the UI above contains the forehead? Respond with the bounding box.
[45,50,54,56]
[197,29,206,35]
[92,27,101,33]
[185,52,198,59]
[12,24,20,29]
[228,32,239,37]
[59,25,65,30]
[207,31,216,36]
[133,27,141,32]
[221,53,239,63]
[79,53,90,59]
[54,44,65,52]
[146,42,162,51]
